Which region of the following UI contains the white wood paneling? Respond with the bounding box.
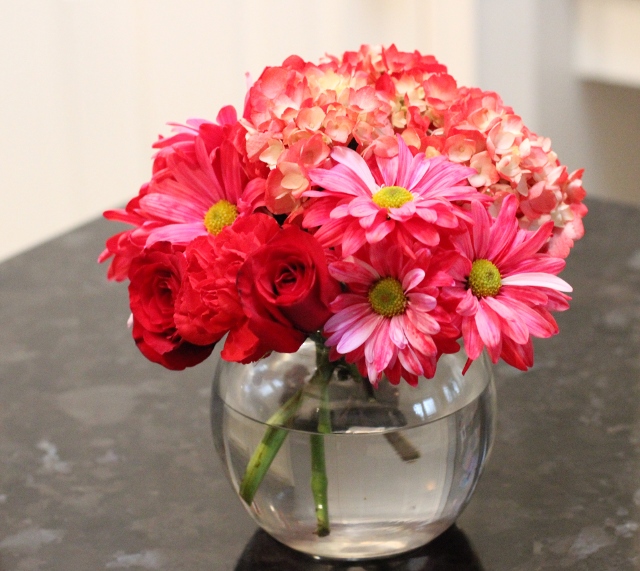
[476,0,539,130]
[0,0,477,263]
[575,0,640,87]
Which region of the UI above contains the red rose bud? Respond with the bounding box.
[128,242,214,370]
[237,225,340,354]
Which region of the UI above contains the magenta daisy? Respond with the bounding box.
[302,136,484,256]
[100,110,265,280]
[139,137,264,247]
[446,194,573,371]
[324,241,457,386]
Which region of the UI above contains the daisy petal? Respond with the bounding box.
[406,292,437,312]
[336,314,381,354]
[308,167,370,197]
[456,289,479,316]
[331,146,379,190]
[397,346,423,377]
[475,301,501,349]
[377,154,398,187]
[405,306,440,335]
[402,268,425,292]
[146,222,206,246]
[329,260,378,285]
[140,193,204,222]
[342,220,369,256]
[365,219,395,243]
[402,318,437,356]
[483,296,529,345]
[348,197,380,218]
[325,301,371,330]
[329,295,369,312]
[329,203,351,219]
[462,317,483,360]
[389,316,407,348]
[501,273,573,292]
[370,320,395,372]
[487,197,519,261]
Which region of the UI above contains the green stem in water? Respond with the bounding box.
[238,388,304,505]
[347,360,420,462]
[238,337,336,508]
[310,354,334,537]
[310,348,333,537]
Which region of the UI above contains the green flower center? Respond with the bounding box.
[204,200,238,235]
[468,259,502,297]
[368,277,407,317]
[372,185,413,209]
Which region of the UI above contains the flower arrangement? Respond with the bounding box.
[101,44,585,381]
[100,45,586,537]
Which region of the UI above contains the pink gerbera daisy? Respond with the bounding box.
[445,194,573,371]
[99,109,265,279]
[303,136,484,256]
[139,137,264,247]
[324,241,457,386]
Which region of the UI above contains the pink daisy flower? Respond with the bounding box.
[302,136,484,256]
[139,137,264,247]
[446,194,573,371]
[323,242,457,386]
[99,109,265,279]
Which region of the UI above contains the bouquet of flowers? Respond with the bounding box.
[100,45,586,536]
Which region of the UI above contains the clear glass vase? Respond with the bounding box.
[211,340,496,561]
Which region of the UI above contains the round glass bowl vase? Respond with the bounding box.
[211,340,496,561]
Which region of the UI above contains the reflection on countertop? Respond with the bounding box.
[234,526,483,571]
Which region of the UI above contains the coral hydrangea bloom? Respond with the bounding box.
[445,194,573,371]
[303,136,483,256]
[324,241,457,386]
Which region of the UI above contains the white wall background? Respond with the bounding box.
[1,0,639,263]
[0,0,477,263]
[476,0,640,209]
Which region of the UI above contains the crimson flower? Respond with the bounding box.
[174,213,281,363]
[237,226,340,355]
[128,242,214,370]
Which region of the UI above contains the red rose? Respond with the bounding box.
[174,214,280,363]
[237,225,340,353]
[128,242,214,370]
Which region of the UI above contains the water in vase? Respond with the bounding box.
[212,377,494,560]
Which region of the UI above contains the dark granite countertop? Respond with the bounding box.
[0,198,639,570]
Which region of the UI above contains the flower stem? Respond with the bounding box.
[309,340,335,537]
[238,388,304,505]
[347,360,420,462]
[383,432,420,462]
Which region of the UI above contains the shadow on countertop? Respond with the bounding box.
[234,525,484,571]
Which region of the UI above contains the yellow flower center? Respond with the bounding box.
[372,186,413,210]
[468,259,502,297]
[203,200,238,235]
[368,277,407,317]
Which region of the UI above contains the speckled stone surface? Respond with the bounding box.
[0,197,639,570]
